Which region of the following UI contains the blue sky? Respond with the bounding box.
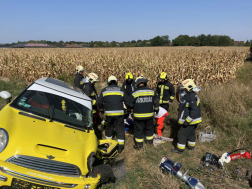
[0,0,251,43]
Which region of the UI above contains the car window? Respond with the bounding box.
[11,90,92,129]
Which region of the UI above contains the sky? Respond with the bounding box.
[0,0,251,43]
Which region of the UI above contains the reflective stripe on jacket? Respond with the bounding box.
[74,74,84,89]
[156,80,175,104]
[129,86,159,120]
[178,92,202,125]
[83,81,98,113]
[97,84,128,116]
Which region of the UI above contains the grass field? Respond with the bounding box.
[0,48,252,189]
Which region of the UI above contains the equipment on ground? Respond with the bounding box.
[160,157,206,189]
[153,134,173,146]
[198,126,216,143]
[203,149,251,168]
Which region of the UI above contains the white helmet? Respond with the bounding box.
[88,73,99,84]
[107,75,117,85]
[76,65,84,74]
[135,76,148,88]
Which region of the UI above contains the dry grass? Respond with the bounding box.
[0,47,250,89]
[108,61,252,189]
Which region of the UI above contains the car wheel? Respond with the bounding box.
[88,164,116,185]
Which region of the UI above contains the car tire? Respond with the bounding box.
[88,164,116,185]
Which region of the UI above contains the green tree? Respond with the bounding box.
[110,41,117,47]
[245,40,250,46]
[172,35,190,46]
[151,36,165,46]
[96,41,104,47]
[197,34,206,46]
[89,41,94,47]
[161,35,170,46]
[131,40,136,44]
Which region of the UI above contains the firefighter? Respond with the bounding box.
[83,73,101,138]
[122,72,135,96]
[130,77,159,149]
[97,75,128,153]
[171,79,202,154]
[176,80,187,118]
[156,72,175,111]
[74,65,85,89]
[122,72,135,118]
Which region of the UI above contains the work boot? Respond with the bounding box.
[171,148,183,154]
[187,147,195,151]
[133,144,143,150]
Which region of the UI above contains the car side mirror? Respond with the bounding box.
[0,91,12,104]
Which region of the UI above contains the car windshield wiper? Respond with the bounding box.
[68,100,87,132]
[42,93,54,122]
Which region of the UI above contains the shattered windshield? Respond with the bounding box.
[11,90,93,129]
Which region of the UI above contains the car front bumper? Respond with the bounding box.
[0,161,100,189]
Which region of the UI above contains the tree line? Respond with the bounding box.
[0,35,251,48]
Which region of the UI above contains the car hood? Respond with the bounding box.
[0,105,98,176]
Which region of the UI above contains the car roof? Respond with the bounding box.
[34,77,91,101]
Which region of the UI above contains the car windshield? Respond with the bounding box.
[11,90,92,129]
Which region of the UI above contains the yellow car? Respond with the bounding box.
[0,78,119,189]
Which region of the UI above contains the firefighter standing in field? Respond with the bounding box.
[122,72,135,118]
[176,80,187,118]
[97,76,129,153]
[74,65,85,89]
[130,77,159,149]
[83,73,101,138]
[156,72,175,111]
[122,72,135,96]
[171,79,202,154]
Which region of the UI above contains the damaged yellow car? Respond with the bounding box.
[0,78,119,189]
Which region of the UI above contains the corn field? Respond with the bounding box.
[0,47,250,88]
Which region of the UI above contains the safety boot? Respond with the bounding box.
[171,148,183,154]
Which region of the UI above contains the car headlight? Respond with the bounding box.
[0,129,8,153]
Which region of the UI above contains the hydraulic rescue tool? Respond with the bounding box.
[203,149,251,168]
[160,157,206,189]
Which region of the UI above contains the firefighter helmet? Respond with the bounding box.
[107,75,118,85]
[76,65,84,74]
[159,72,168,80]
[135,76,148,88]
[87,73,99,84]
[125,72,133,80]
[181,79,196,92]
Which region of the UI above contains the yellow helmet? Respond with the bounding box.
[76,65,84,74]
[107,75,118,85]
[125,72,133,80]
[87,73,99,84]
[159,72,168,80]
[181,79,196,92]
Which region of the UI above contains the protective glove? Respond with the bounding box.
[168,102,172,106]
